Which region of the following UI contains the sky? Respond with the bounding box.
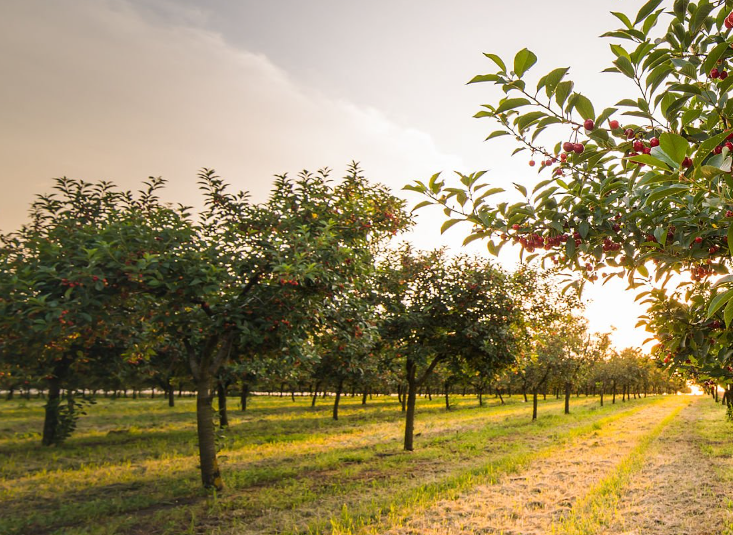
[0,0,653,349]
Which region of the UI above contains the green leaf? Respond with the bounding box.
[659,132,689,164]
[495,98,531,114]
[440,219,461,234]
[634,0,664,25]
[475,187,505,202]
[483,53,507,72]
[691,0,715,34]
[570,94,595,120]
[643,184,689,206]
[485,130,509,140]
[411,200,433,211]
[702,41,730,78]
[611,11,633,29]
[627,153,671,169]
[468,74,501,84]
[708,288,733,318]
[514,183,528,197]
[463,233,484,247]
[695,130,731,166]
[728,224,733,252]
[541,67,569,97]
[555,81,573,108]
[637,264,649,277]
[579,221,590,239]
[614,56,636,78]
[515,111,547,131]
[513,48,537,77]
[645,64,672,94]
[725,298,733,328]
[565,238,576,257]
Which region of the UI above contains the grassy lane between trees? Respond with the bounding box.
[554,396,733,535]
[0,393,672,535]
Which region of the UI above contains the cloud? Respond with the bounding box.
[0,0,463,232]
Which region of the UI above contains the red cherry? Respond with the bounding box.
[643,147,651,155]
[633,140,644,152]
[726,210,733,217]
[560,153,568,162]
[682,157,693,168]
[584,119,595,131]
[573,143,584,154]
[529,160,536,167]
[562,142,574,152]
[624,128,635,139]
[694,236,703,244]
[649,137,659,147]
[711,68,720,79]
[715,146,723,154]
[512,224,520,230]
[722,71,729,80]
[609,119,620,130]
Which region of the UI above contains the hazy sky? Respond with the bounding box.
[0,0,652,348]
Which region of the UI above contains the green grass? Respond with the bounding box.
[0,392,671,535]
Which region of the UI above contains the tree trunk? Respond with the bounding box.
[564,381,571,415]
[497,388,504,405]
[600,389,604,407]
[6,387,14,401]
[612,381,616,404]
[41,376,62,446]
[361,388,368,406]
[217,381,228,428]
[168,385,175,407]
[444,382,450,410]
[196,374,223,490]
[333,379,344,421]
[522,384,528,403]
[240,382,249,411]
[478,388,483,407]
[404,360,418,451]
[532,389,539,421]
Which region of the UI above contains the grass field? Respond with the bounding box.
[1,392,731,534]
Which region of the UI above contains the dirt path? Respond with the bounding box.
[382,396,687,535]
[603,397,733,535]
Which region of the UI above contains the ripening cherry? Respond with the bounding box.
[649,137,659,147]
[529,160,536,167]
[722,71,729,80]
[624,128,635,139]
[573,143,584,154]
[609,119,620,130]
[715,145,723,154]
[584,119,595,131]
[681,157,693,168]
[711,68,720,79]
[633,140,644,152]
[562,141,574,152]
[694,236,703,244]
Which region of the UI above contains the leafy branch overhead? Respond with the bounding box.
[406,0,733,385]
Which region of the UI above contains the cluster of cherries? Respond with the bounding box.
[602,237,622,252]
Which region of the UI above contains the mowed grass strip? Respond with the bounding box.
[324,396,684,535]
[0,393,664,535]
[551,398,689,535]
